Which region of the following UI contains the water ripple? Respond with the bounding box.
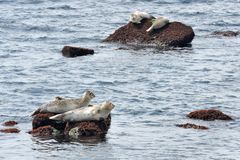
[0,0,240,159]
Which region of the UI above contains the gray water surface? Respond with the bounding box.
[0,0,240,159]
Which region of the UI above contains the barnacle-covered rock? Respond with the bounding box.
[103,18,194,47]
[187,109,233,121]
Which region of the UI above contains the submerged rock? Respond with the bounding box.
[2,120,18,126]
[0,128,20,133]
[62,46,94,58]
[212,31,239,37]
[103,19,194,47]
[176,123,208,130]
[187,109,233,121]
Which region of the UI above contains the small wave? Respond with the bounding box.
[148,109,163,115]
[0,54,10,58]
[47,5,76,10]
[95,80,114,85]
[193,80,211,84]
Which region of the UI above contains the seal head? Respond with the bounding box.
[129,11,153,24]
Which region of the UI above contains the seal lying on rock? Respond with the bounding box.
[31,90,95,116]
[146,16,169,32]
[103,19,194,47]
[50,101,115,122]
[129,11,153,24]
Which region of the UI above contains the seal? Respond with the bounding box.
[146,16,169,32]
[129,11,153,24]
[31,90,95,116]
[49,101,115,122]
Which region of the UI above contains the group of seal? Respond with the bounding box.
[129,11,169,32]
[31,90,115,122]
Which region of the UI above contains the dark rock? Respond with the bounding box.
[212,31,239,37]
[187,109,233,121]
[0,128,20,133]
[176,123,208,130]
[64,115,111,138]
[62,46,94,58]
[30,112,111,139]
[32,113,66,131]
[2,120,18,126]
[29,125,55,137]
[103,19,195,47]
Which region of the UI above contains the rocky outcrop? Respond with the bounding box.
[29,112,111,139]
[32,113,66,130]
[0,120,20,133]
[103,19,195,47]
[0,128,20,133]
[64,116,111,138]
[187,109,233,121]
[29,125,59,137]
[212,31,239,37]
[62,46,94,58]
[176,123,208,130]
[2,120,18,126]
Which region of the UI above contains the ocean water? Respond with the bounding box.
[0,0,240,159]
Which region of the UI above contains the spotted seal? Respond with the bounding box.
[31,90,95,116]
[146,16,169,32]
[49,101,115,122]
[129,11,153,24]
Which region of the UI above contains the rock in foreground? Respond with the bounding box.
[29,125,60,137]
[176,123,208,130]
[0,128,20,133]
[30,113,111,139]
[65,116,111,138]
[187,109,233,121]
[2,120,18,126]
[32,113,67,131]
[103,19,195,47]
[62,46,94,58]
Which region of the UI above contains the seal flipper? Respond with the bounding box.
[30,108,41,116]
[50,114,65,121]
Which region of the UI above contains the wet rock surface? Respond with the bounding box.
[29,125,56,137]
[212,31,239,37]
[187,109,233,121]
[176,123,209,130]
[65,115,111,138]
[32,113,66,130]
[103,18,195,47]
[30,112,111,139]
[0,128,20,133]
[62,46,94,58]
[2,120,18,126]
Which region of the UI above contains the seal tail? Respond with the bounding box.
[49,114,65,121]
[30,108,41,116]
